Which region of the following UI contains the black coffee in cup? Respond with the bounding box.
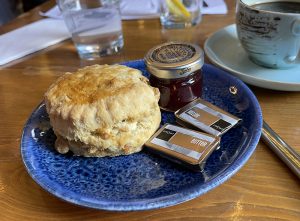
[252,1,300,14]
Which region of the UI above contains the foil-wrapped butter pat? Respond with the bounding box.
[145,124,220,171]
[175,98,241,136]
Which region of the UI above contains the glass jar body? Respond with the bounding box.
[149,69,203,112]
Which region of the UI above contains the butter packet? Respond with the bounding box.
[145,124,220,171]
[175,98,241,136]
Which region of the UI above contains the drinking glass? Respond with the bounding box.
[160,0,202,29]
[57,0,124,59]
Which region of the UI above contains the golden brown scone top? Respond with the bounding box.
[47,64,150,105]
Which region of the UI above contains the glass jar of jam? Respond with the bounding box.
[145,42,204,112]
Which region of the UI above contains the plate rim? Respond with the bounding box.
[204,24,300,91]
[20,60,263,211]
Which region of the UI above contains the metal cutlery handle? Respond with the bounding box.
[261,121,300,179]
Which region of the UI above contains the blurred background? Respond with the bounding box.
[0,0,48,25]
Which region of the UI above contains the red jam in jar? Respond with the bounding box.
[145,42,204,112]
[149,70,202,111]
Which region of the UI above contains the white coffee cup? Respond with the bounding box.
[236,0,300,69]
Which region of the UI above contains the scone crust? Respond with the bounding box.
[45,64,161,157]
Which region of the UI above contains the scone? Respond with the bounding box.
[44,64,161,157]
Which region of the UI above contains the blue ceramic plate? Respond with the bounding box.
[21,60,262,211]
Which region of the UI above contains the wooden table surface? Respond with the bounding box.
[0,0,299,220]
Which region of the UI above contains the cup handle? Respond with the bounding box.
[291,19,300,64]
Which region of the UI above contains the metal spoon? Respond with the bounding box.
[261,120,300,179]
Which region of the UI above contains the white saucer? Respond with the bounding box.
[204,24,300,91]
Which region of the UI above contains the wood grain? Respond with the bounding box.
[0,0,299,220]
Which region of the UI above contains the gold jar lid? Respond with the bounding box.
[144,42,204,79]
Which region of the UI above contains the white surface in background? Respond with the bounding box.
[0,18,70,66]
[41,0,228,20]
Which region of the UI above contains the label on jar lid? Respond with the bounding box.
[144,42,204,79]
[175,98,241,136]
[151,44,196,64]
[145,124,220,168]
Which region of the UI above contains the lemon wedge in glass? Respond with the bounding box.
[166,0,191,18]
